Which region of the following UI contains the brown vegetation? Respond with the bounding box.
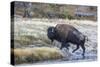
[12,47,64,64]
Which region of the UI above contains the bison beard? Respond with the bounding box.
[47,24,87,58]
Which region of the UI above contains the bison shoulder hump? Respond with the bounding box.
[55,24,71,39]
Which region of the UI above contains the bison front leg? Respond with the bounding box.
[60,45,63,49]
[60,42,66,49]
[60,40,65,49]
[60,42,69,50]
[65,43,70,50]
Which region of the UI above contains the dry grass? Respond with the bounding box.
[12,47,63,64]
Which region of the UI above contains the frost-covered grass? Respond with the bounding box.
[14,18,97,47]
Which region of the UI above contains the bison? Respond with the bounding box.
[47,24,88,58]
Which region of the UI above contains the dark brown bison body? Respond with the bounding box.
[47,24,87,58]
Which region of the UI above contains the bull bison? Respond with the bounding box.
[47,24,88,58]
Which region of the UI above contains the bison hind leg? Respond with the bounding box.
[80,44,85,59]
[72,45,79,53]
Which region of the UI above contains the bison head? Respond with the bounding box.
[47,26,56,42]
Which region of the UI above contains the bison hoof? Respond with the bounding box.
[82,54,85,59]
